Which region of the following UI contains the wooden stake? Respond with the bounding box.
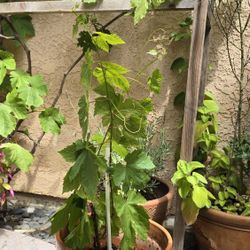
[173,1,209,250]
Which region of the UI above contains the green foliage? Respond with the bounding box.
[11,72,48,108]
[171,160,214,225]
[0,143,33,172]
[130,0,149,25]
[0,51,16,85]
[1,15,35,46]
[113,150,155,190]
[114,191,149,249]
[94,62,129,91]
[39,108,65,135]
[130,0,181,25]
[92,32,125,52]
[193,94,250,216]
[51,27,161,249]
[78,96,89,139]
[0,103,16,137]
[0,20,64,205]
[147,69,162,94]
[62,141,105,198]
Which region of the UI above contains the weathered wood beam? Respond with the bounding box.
[172,0,210,250]
[0,0,194,14]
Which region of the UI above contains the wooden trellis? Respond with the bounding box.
[0,0,210,250]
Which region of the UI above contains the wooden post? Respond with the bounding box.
[172,1,209,250]
[198,4,212,104]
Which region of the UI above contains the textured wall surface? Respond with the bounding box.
[8,8,249,197]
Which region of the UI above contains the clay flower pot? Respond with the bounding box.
[194,208,250,250]
[143,177,174,224]
[56,219,173,250]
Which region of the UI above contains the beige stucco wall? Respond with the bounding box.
[7,7,249,197]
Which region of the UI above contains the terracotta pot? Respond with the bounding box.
[56,219,173,250]
[143,177,174,224]
[194,208,250,250]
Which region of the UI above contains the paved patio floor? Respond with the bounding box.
[0,229,56,250]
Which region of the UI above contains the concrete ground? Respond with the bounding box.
[0,229,56,250]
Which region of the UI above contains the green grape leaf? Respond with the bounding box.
[0,61,7,85]
[59,140,85,163]
[147,69,162,94]
[18,75,48,107]
[181,198,199,225]
[0,50,16,85]
[0,103,16,137]
[126,150,155,170]
[2,15,35,45]
[113,150,155,188]
[4,91,28,120]
[64,210,94,249]
[94,62,129,92]
[114,191,149,250]
[171,57,189,74]
[63,146,105,198]
[92,32,125,52]
[0,143,33,171]
[39,107,65,135]
[77,31,96,52]
[10,70,30,88]
[80,50,93,89]
[78,96,89,138]
[130,0,149,25]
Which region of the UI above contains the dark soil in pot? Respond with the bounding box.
[142,177,174,224]
[141,178,169,201]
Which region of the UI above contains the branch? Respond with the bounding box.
[51,52,84,107]
[1,15,32,75]
[16,130,37,148]
[0,34,15,40]
[103,11,129,29]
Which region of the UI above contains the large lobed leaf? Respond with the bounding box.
[0,50,16,85]
[114,191,149,250]
[93,62,129,92]
[0,103,16,137]
[1,15,35,46]
[92,32,125,52]
[113,150,155,189]
[39,107,65,135]
[61,142,106,198]
[0,143,33,172]
[10,71,48,108]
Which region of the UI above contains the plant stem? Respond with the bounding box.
[105,147,112,250]
[89,202,101,250]
[103,11,129,29]
[1,16,32,75]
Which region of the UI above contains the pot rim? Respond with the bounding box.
[143,177,174,208]
[149,219,173,250]
[56,219,173,250]
[199,208,250,230]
